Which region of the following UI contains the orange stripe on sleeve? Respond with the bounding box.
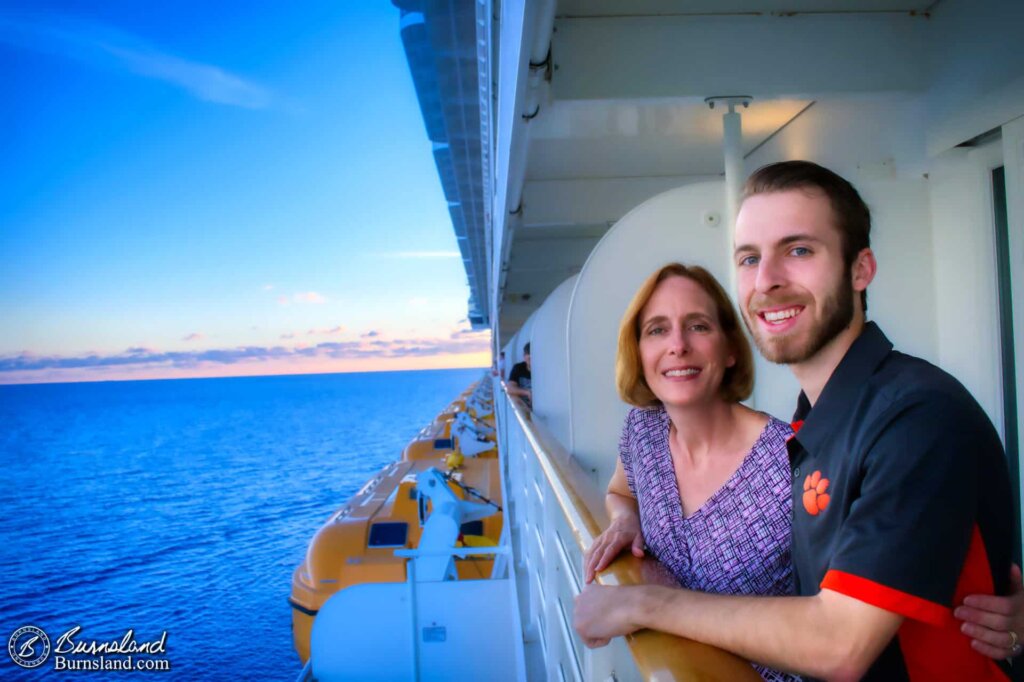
[821,570,952,627]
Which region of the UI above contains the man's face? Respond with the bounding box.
[733,189,855,365]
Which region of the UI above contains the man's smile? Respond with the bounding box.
[753,305,805,332]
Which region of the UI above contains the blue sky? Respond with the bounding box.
[0,1,490,382]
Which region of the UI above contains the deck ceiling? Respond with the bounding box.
[499,0,938,337]
[528,98,813,180]
[501,98,812,334]
[556,0,937,15]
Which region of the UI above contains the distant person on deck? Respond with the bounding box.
[507,343,532,408]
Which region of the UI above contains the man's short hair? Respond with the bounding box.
[616,263,754,407]
[742,160,872,311]
[523,342,531,355]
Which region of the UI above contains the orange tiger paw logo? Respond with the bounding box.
[802,470,830,516]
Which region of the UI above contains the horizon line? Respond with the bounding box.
[0,363,491,388]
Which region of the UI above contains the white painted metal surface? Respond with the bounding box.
[310,578,521,682]
[531,275,578,452]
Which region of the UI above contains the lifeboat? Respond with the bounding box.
[289,380,504,674]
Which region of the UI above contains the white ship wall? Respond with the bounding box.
[930,150,1005,435]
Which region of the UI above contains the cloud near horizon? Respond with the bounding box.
[0,330,491,376]
[0,11,275,109]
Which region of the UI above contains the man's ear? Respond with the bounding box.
[852,248,876,294]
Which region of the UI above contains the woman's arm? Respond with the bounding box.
[583,458,644,583]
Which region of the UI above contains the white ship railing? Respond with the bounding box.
[495,378,761,682]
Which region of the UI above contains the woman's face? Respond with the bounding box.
[638,276,736,409]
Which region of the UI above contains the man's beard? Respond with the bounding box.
[743,272,855,365]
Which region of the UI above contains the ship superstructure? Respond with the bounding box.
[293,1,1024,679]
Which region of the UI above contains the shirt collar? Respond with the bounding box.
[790,321,893,452]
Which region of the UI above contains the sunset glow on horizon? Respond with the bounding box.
[0,349,492,386]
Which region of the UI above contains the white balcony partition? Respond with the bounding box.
[531,275,578,451]
[564,182,754,486]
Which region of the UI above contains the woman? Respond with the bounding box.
[582,263,1023,677]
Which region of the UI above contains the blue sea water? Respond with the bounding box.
[0,368,485,680]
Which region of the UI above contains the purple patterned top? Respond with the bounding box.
[619,407,797,681]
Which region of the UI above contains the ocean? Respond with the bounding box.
[0,368,486,680]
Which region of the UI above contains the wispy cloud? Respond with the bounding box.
[262,284,274,291]
[380,251,461,259]
[277,291,327,306]
[361,330,380,338]
[450,328,487,340]
[0,11,274,109]
[294,291,326,304]
[182,332,205,342]
[307,326,344,336]
[0,333,492,375]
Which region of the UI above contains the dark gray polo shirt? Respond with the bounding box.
[788,322,1013,681]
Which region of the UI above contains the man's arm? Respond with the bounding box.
[575,583,902,681]
[506,382,531,400]
[506,364,531,400]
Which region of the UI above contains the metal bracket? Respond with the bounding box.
[705,95,753,113]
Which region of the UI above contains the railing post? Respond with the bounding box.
[524,424,544,645]
[584,641,616,681]
[543,472,560,681]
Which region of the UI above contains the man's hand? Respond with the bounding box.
[956,563,1024,659]
[583,514,644,583]
[573,584,646,648]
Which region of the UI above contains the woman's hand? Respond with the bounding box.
[956,563,1024,659]
[583,513,644,584]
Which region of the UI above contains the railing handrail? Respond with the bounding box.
[394,546,510,559]
[501,384,761,681]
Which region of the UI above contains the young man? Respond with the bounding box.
[507,342,532,407]
[574,161,1019,680]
